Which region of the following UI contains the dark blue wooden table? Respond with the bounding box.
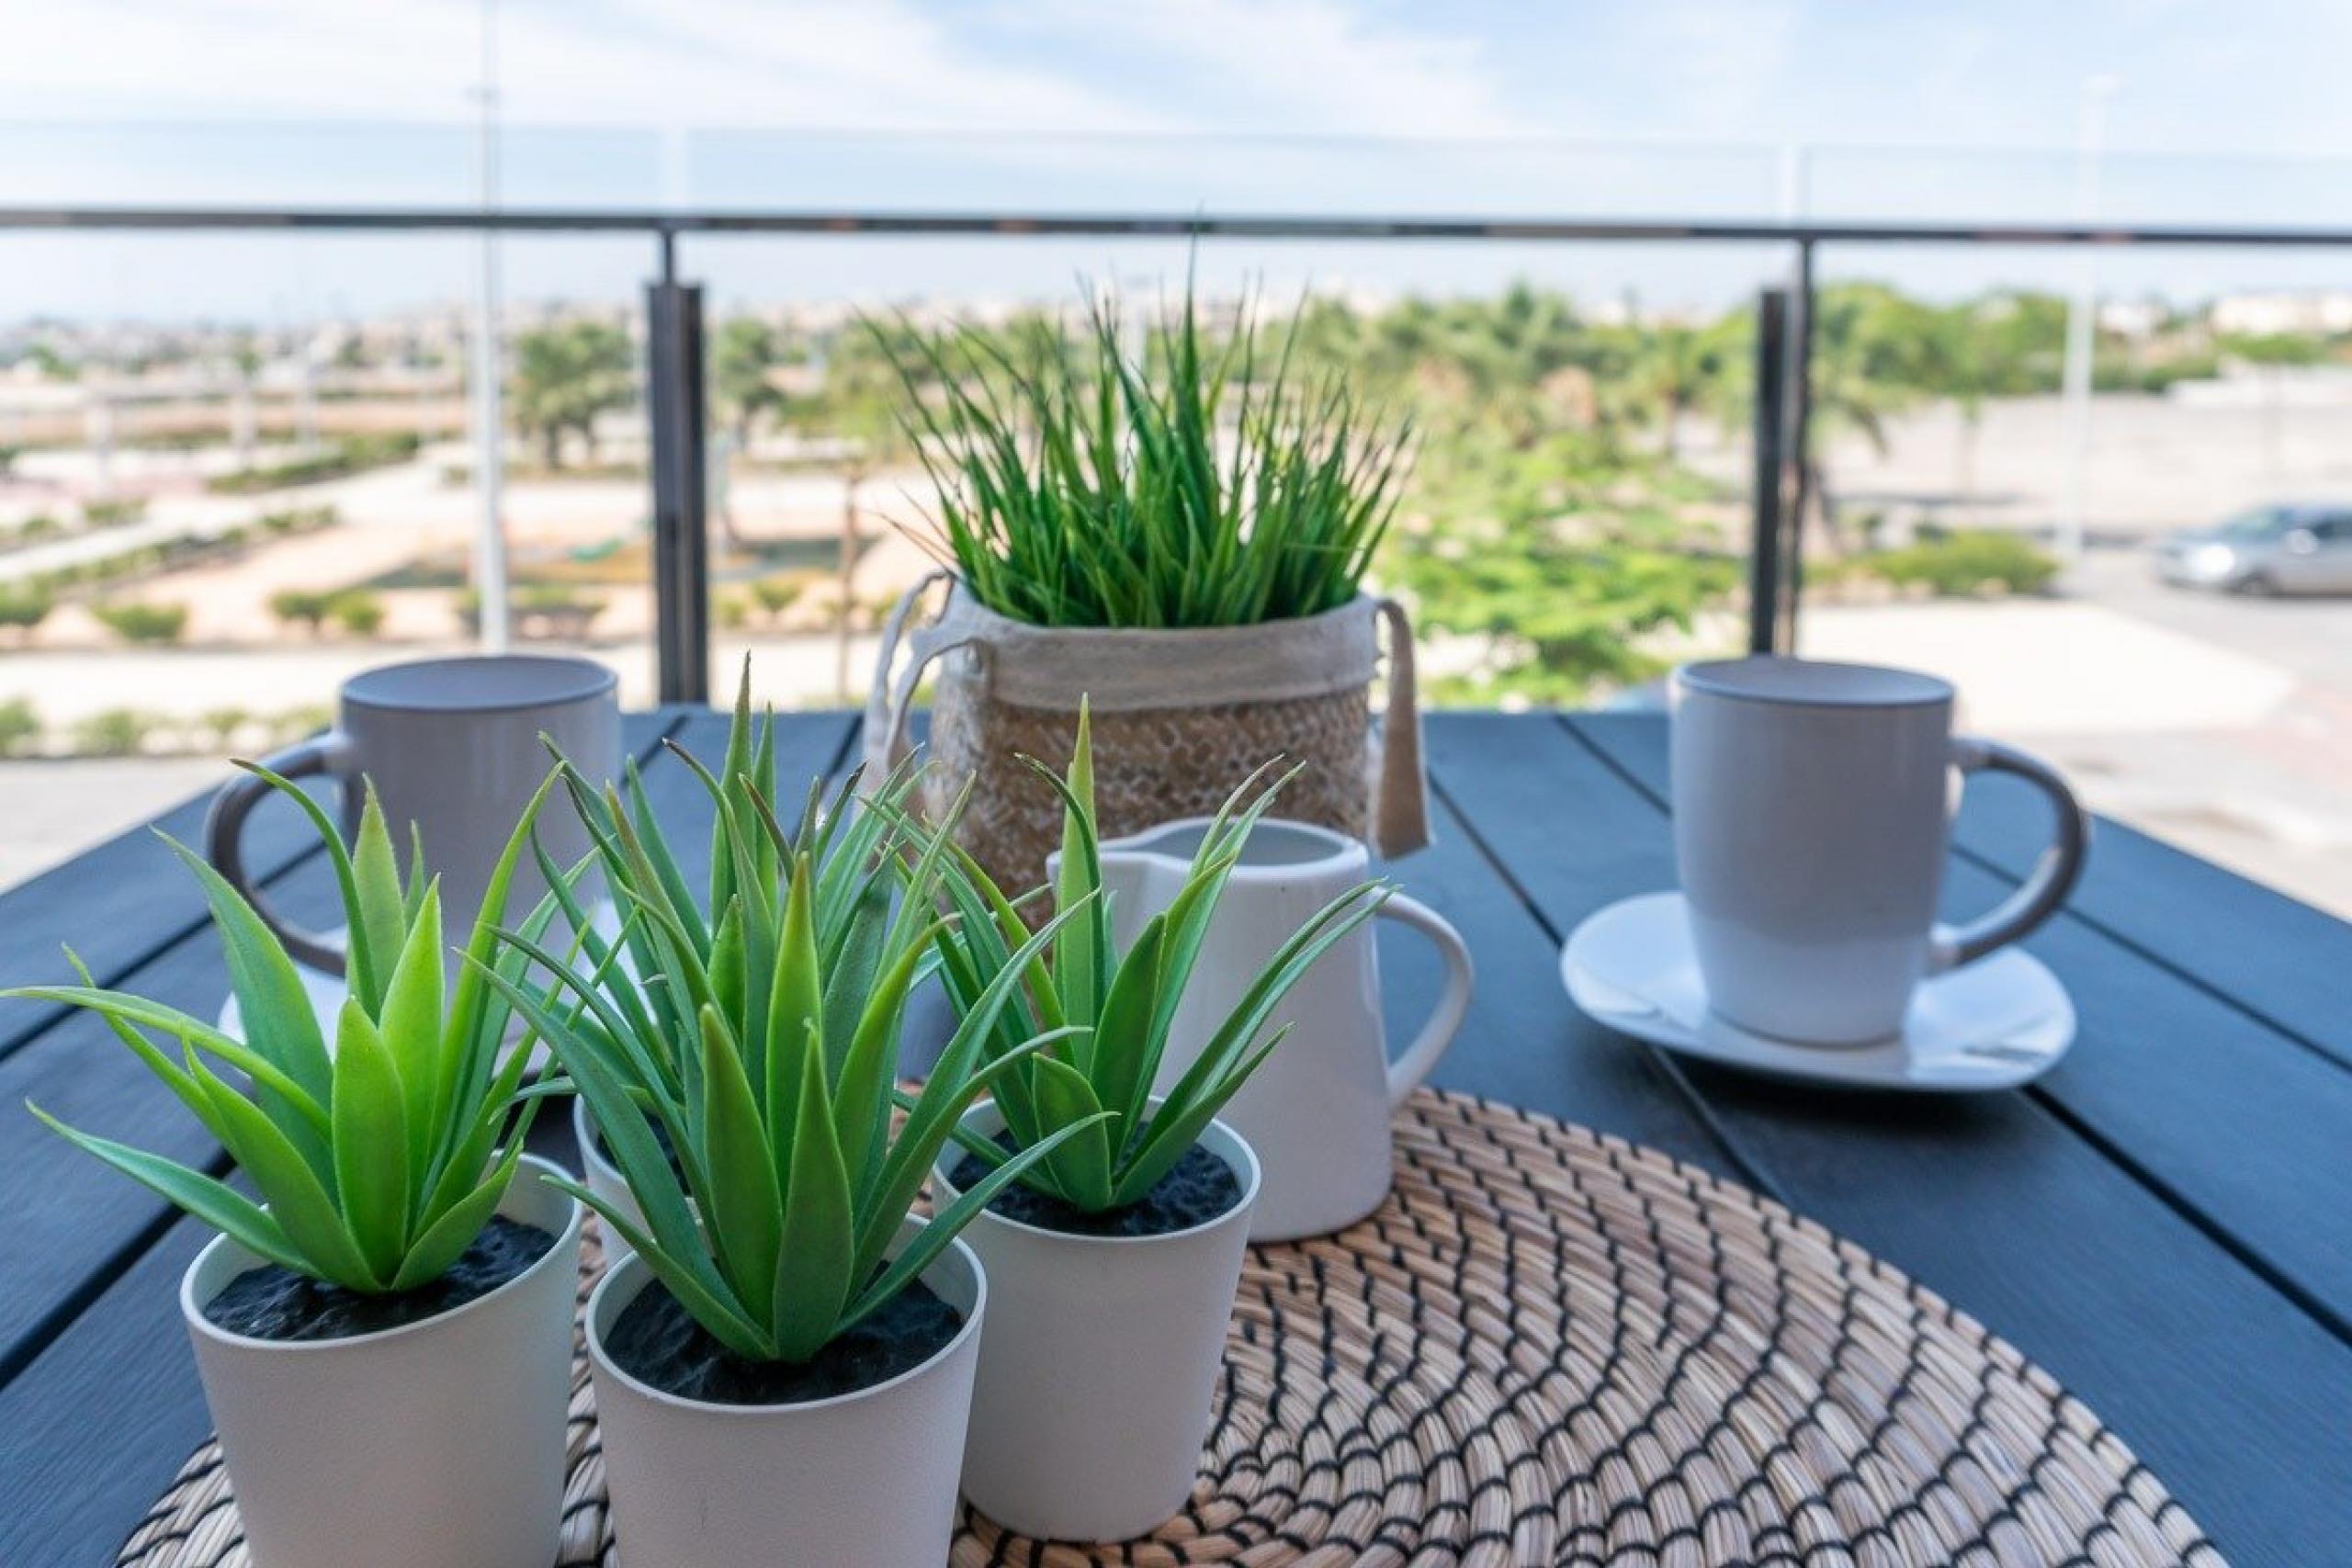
[3,710,2347,1564]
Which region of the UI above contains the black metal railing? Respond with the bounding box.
[11,203,2351,701]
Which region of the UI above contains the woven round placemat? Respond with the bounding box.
[120,1089,2220,1567]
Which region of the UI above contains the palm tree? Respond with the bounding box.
[711,317,795,447]
[1796,284,1937,552]
[708,317,800,550]
[807,324,920,701]
[1629,321,1735,459]
[508,321,633,470]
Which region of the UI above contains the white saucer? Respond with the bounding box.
[1560,891,2075,1093]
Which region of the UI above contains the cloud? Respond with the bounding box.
[1042,0,1531,138]
[0,0,1167,129]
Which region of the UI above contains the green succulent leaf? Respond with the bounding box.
[921,714,1386,1218]
[330,999,409,1280]
[697,1003,781,1327]
[1030,1052,1114,1211]
[842,1107,1111,1329]
[539,1171,773,1360]
[390,1136,526,1292]
[350,783,409,1016]
[158,835,334,1160]
[24,759,571,1300]
[27,1105,307,1274]
[764,852,823,1162]
[376,882,445,1198]
[774,1034,854,1362]
[191,1045,379,1291]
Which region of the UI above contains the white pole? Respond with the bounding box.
[468,0,511,652]
[2058,75,2118,564]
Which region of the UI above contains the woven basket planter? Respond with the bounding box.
[865,573,1430,897]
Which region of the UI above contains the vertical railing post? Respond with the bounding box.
[1747,288,1788,655]
[1780,238,1816,652]
[646,245,711,705]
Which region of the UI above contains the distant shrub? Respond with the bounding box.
[199,706,252,750]
[0,697,38,756]
[329,591,385,637]
[456,584,604,641]
[1867,531,2060,598]
[92,601,189,645]
[268,704,334,743]
[70,707,155,756]
[255,504,339,536]
[5,513,63,546]
[209,434,420,495]
[268,588,338,635]
[716,592,752,630]
[750,576,806,618]
[82,498,148,528]
[0,587,51,637]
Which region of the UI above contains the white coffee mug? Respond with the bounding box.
[1089,817,1474,1241]
[1671,656,2088,1045]
[205,654,622,972]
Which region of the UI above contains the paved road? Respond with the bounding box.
[2047,545,2352,916]
[2068,544,2352,693]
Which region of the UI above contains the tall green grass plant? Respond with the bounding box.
[887,281,1409,630]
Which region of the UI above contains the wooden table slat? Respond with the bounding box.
[1951,762,2352,1071]
[0,769,328,1065]
[1432,711,2352,1563]
[1567,709,2352,1338]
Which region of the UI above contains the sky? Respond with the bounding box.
[8,0,2352,321]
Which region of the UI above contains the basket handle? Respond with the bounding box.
[1371,595,1430,857]
[862,570,976,777]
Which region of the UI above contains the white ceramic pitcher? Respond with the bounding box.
[1091,818,1474,1241]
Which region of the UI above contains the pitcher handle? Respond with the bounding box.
[1380,893,1474,1109]
[1928,736,2092,973]
[203,732,354,975]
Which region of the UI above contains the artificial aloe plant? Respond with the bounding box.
[497,680,1105,1363]
[914,703,1387,1213]
[15,767,570,1293]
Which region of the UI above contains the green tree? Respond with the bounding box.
[1626,320,1736,459]
[509,321,634,469]
[811,322,922,699]
[711,317,799,446]
[708,317,806,550]
[1384,428,1736,705]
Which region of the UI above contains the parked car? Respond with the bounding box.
[2155,503,2352,594]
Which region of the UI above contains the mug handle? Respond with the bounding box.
[203,733,354,976]
[1928,736,2092,973]
[1380,894,1476,1109]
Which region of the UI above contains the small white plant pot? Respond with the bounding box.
[574,1094,643,1267]
[936,1105,1261,1541]
[583,1218,986,1567]
[178,1154,582,1568]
